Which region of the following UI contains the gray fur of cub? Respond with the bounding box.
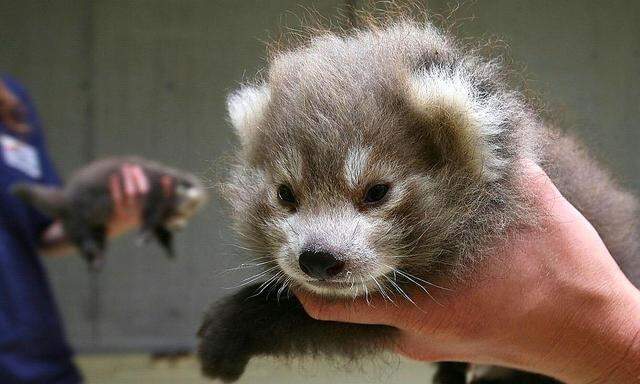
[197,9,639,384]
[12,156,206,269]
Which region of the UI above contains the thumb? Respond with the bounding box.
[294,289,413,327]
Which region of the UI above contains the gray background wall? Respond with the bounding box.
[0,0,637,355]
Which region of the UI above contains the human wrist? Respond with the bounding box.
[585,286,640,384]
[549,282,640,383]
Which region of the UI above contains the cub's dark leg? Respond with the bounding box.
[65,216,107,270]
[84,225,107,271]
[139,182,174,258]
[197,282,396,382]
[433,362,469,384]
[153,226,174,257]
[471,370,561,384]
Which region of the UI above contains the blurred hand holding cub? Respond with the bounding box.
[12,156,207,270]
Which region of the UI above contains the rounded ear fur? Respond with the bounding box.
[404,65,508,180]
[226,84,271,147]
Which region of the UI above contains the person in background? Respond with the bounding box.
[0,75,149,383]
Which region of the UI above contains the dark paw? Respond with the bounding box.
[433,362,468,384]
[197,329,251,382]
[199,346,249,383]
[197,306,253,382]
[470,373,561,384]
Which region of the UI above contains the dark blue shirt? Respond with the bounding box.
[0,76,81,383]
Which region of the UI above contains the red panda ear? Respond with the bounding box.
[404,66,508,181]
[226,84,271,148]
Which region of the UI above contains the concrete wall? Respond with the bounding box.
[0,0,637,356]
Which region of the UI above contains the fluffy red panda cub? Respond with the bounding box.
[197,13,639,384]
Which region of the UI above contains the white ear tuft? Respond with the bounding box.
[227,84,271,146]
[406,65,508,180]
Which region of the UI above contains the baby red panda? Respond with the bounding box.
[197,10,639,384]
[12,156,207,269]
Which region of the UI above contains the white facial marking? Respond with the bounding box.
[166,217,187,230]
[273,207,395,296]
[227,84,271,146]
[186,186,204,201]
[344,146,372,188]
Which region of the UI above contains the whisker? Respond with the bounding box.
[239,265,280,283]
[225,265,280,289]
[223,259,277,273]
[383,274,425,313]
[371,274,396,306]
[361,276,372,307]
[226,243,266,253]
[277,277,291,302]
[249,272,283,298]
[395,268,452,292]
[393,269,444,307]
[266,273,285,300]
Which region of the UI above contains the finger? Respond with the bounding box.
[130,165,149,194]
[294,290,407,327]
[122,164,136,206]
[110,174,124,215]
[161,175,173,198]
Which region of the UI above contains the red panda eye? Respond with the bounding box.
[364,184,389,204]
[277,184,296,204]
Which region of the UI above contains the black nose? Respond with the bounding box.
[298,251,344,279]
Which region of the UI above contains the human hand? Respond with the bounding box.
[0,80,30,134]
[296,162,640,383]
[107,163,149,237]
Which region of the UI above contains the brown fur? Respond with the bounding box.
[198,6,638,384]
